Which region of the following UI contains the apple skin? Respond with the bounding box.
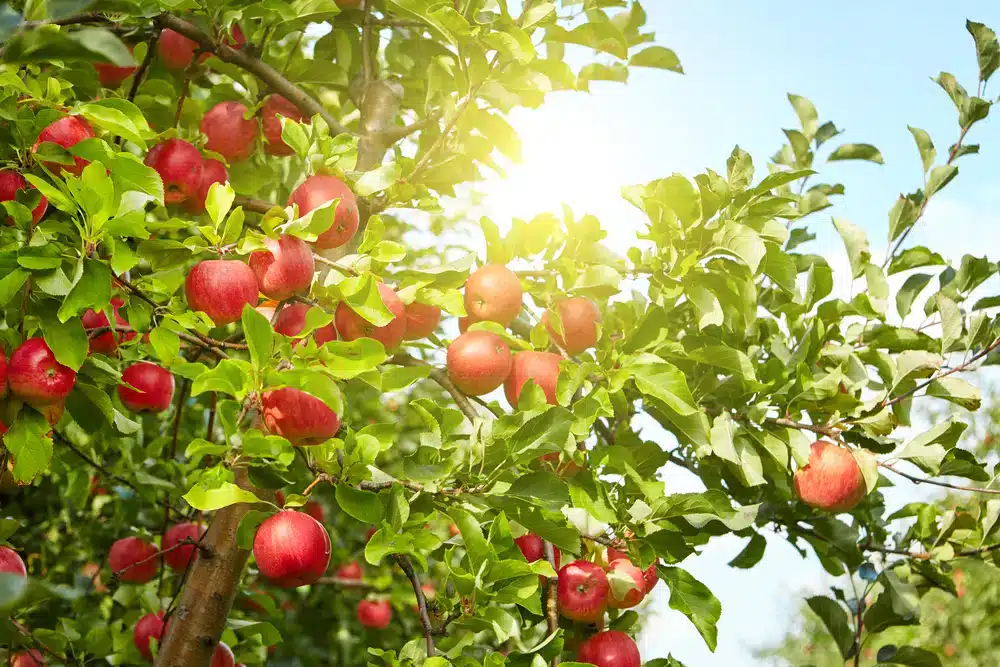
[10,649,45,667]
[336,560,363,580]
[249,235,315,300]
[605,558,646,609]
[541,297,600,355]
[504,351,562,407]
[212,642,235,667]
[94,60,136,87]
[464,264,522,327]
[32,115,95,176]
[606,547,658,593]
[185,158,229,214]
[83,297,135,355]
[403,302,442,341]
[185,259,260,326]
[163,522,205,570]
[794,440,866,512]
[514,533,561,568]
[262,95,307,156]
[118,362,175,413]
[557,560,609,623]
[335,282,407,351]
[9,338,76,407]
[109,536,159,583]
[356,599,392,629]
[0,545,26,577]
[273,303,337,347]
[0,170,47,225]
[0,347,7,398]
[253,510,332,588]
[201,101,258,163]
[446,330,512,396]
[133,611,166,661]
[576,630,641,667]
[159,25,245,70]
[145,139,204,206]
[287,174,360,249]
[261,387,341,446]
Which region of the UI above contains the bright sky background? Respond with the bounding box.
[478,3,1000,665]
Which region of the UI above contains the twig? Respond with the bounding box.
[112,538,212,581]
[282,32,304,74]
[315,576,377,589]
[8,619,68,664]
[543,540,560,652]
[173,75,191,128]
[313,252,360,276]
[55,432,171,510]
[879,461,1000,496]
[378,115,440,143]
[127,31,160,104]
[388,353,480,423]
[430,608,463,636]
[767,416,843,442]
[205,392,217,442]
[357,480,482,496]
[393,555,435,656]
[881,336,1000,407]
[233,194,280,215]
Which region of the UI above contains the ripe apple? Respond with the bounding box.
[249,235,315,300]
[273,303,337,347]
[118,362,175,413]
[542,297,601,355]
[606,547,658,593]
[9,338,76,407]
[0,545,26,577]
[458,315,478,334]
[514,533,561,568]
[464,264,522,327]
[144,138,204,206]
[159,25,245,71]
[356,599,392,629]
[504,351,562,407]
[32,115,95,176]
[446,330,512,396]
[133,611,165,661]
[253,510,331,587]
[286,174,360,249]
[0,347,7,398]
[0,170,47,225]
[304,500,325,523]
[185,259,260,326]
[201,101,258,162]
[212,642,235,667]
[262,95,307,156]
[403,302,442,341]
[605,558,646,609]
[185,158,228,214]
[336,560,363,580]
[109,536,159,583]
[10,649,45,667]
[261,387,341,446]
[94,59,136,87]
[576,630,641,667]
[557,560,609,623]
[793,440,866,512]
[162,522,205,570]
[83,297,135,355]
[334,282,407,351]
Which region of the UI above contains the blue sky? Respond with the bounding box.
[480,3,1000,665]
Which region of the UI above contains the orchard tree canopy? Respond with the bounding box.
[1,1,1000,667]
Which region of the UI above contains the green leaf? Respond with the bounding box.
[58,258,111,322]
[925,376,981,410]
[206,182,235,227]
[876,645,942,667]
[191,359,253,399]
[887,246,945,275]
[628,46,683,73]
[828,143,884,164]
[5,412,52,482]
[967,20,1000,83]
[935,294,962,352]
[335,484,384,524]
[660,566,721,652]
[79,101,148,150]
[926,164,958,197]
[727,533,765,569]
[896,273,933,320]
[716,223,765,273]
[183,483,262,511]
[897,419,967,474]
[242,305,273,372]
[788,94,818,137]
[42,312,88,371]
[687,345,757,381]
[832,218,871,279]
[507,472,570,512]
[806,596,854,659]
[907,126,936,173]
[630,356,698,415]
[863,573,920,634]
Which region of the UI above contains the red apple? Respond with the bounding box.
[32,115,95,176]
[185,259,259,326]
[793,440,866,512]
[109,536,159,583]
[10,650,45,667]
[262,95,307,156]
[446,331,511,396]
[94,60,137,87]
[185,158,228,214]
[557,560,608,623]
[144,138,204,206]
[287,174,360,250]
[133,611,165,661]
[464,264,522,327]
[118,362,175,413]
[273,303,337,347]
[336,560,363,580]
[212,642,235,667]
[162,522,205,570]
[365,527,377,543]
[0,545,26,577]
[504,351,562,407]
[201,101,258,162]
[0,170,47,225]
[605,558,646,609]
[542,298,600,355]
[577,630,641,667]
[253,510,331,587]
[356,599,392,629]
[606,547,658,593]
[334,282,406,351]
[9,338,76,407]
[261,387,341,446]
[157,29,198,70]
[83,297,135,355]
[458,315,478,334]
[448,523,460,537]
[0,347,7,398]
[303,500,325,523]
[514,533,561,568]
[403,302,441,341]
[249,235,315,300]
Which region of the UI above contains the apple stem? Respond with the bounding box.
[393,554,435,657]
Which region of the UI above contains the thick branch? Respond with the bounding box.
[394,554,435,657]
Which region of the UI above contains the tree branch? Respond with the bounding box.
[388,353,480,423]
[881,336,1000,407]
[233,194,280,215]
[879,461,1000,496]
[7,618,68,664]
[543,540,560,654]
[127,31,160,104]
[55,432,171,510]
[393,554,435,657]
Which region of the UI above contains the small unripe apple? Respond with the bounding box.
[335,282,407,351]
[94,59,137,88]
[576,630,641,667]
[464,264,522,327]
[9,338,76,407]
[10,649,45,667]
[504,351,562,407]
[273,303,337,347]
[162,522,205,570]
[262,95,308,156]
[212,642,235,667]
[249,235,315,300]
[109,536,159,583]
[185,259,259,326]
[0,170,47,225]
[261,387,341,446]
[133,611,165,661]
[557,560,608,623]
[253,510,331,587]
[605,558,646,609]
[201,101,258,163]
[118,362,175,413]
[83,297,134,355]
[793,440,866,512]
[446,330,511,396]
[336,560,363,580]
[0,545,27,577]
[185,158,228,214]
[32,115,95,176]
[144,138,204,206]
[356,599,392,629]
[287,174,360,250]
[541,297,601,355]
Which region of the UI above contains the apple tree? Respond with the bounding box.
[0,2,999,667]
